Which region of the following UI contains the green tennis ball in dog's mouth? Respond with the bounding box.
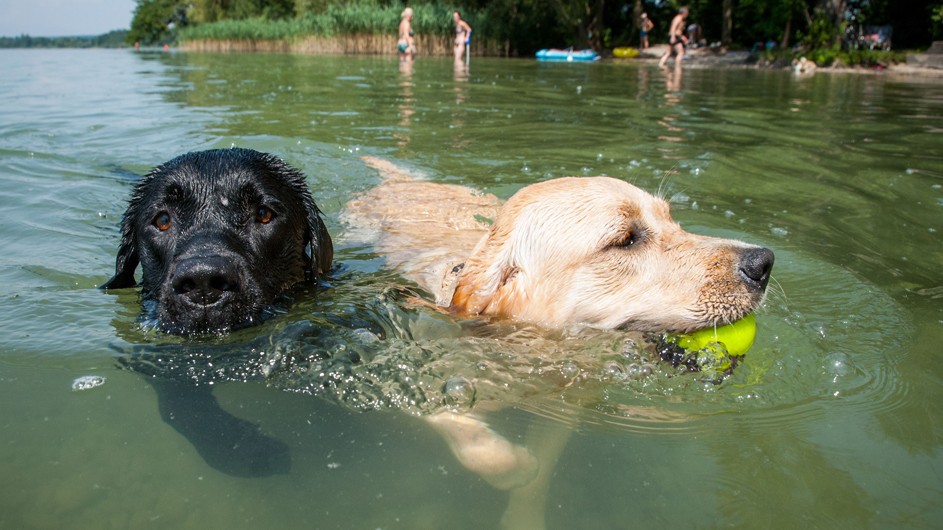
[663,314,757,374]
[676,313,757,357]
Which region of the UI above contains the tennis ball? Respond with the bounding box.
[672,313,757,357]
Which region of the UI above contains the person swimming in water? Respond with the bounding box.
[398,7,416,61]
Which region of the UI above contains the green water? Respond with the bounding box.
[1,48,941,528]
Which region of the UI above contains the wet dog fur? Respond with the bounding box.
[345,156,774,525]
[103,148,332,477]
[346,156,772,333]
[103,148,332,334]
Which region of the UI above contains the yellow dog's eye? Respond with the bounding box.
[154,211,172,231]
[256,207,275,224]
[618,230,638,247]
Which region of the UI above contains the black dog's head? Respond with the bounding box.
[102,148,333,335]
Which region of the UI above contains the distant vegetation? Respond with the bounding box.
[125,0,940,57]
[177,3,509,55]
[0,30,129,48]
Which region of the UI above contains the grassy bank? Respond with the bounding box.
[179,3,506,56]
[183,34,457,56]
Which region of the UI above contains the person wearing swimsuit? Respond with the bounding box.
[639,13,654,49]
[398,8,416,60]
[658,6,689,68]
[453,11,472,64]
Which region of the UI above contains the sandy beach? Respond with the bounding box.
[629,44,943,78]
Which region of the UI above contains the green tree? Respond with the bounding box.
[127,0,188,45]
[934,2,943,39]
[736,0,811,47]
[815,0,846,47]
[189,0,295,22]
[549,0,607,49]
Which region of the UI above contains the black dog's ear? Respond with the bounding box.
[305,201,333,280]
[251,150,333,282]
[101,221,139,289]
[101,194,141,289]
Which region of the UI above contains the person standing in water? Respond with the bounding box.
[658,6,689,68]
[398,7,416,61]
[453,11,472,64]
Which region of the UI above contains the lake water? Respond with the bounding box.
[1,48,941,528]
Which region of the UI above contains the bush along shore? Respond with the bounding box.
[182,34,500,56]
[178,3,506,56]
[171,1,933,67]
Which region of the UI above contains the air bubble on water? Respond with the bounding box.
[810,322,827,340]
[626,363,653,379]
[351,328,379,344]
[596,153,604,162]
[72,375,105,391]
[560,361,580,379]
[621,338,639,355]
[603,361,625,379]
[771,226,789,237]
[670,192,690,205]
[824,352,854,377]
[724,210,735,218]
[442,376,476,408]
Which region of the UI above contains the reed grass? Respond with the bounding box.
[179,1,473,54]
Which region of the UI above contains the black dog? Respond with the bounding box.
[103,148,333,476]
[103,148,332,334]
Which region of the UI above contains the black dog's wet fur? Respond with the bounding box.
[103,148,333,477]
[103,148,332,334]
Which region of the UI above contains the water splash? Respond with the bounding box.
[71,375,106,391]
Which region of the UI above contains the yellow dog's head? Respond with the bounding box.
[450,177,773,333]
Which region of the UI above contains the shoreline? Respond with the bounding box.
[631,44,943,78]
[180,37,943,78]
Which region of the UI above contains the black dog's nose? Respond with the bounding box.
[171,256,241,305]
[739,247,774,291]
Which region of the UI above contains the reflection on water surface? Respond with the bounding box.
[0,49,940,528]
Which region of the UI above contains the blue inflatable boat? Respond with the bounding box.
[536,49,598,62]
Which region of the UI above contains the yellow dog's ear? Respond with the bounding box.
[449,273,487,315]
[449,193,529,318]
[449,266,505,316]
[449,253,521,317]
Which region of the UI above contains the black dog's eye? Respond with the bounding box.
[256,206,275,224]
[154,211,172,232]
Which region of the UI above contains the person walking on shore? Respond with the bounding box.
[398,7,416,61]
[658,6,689,68]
